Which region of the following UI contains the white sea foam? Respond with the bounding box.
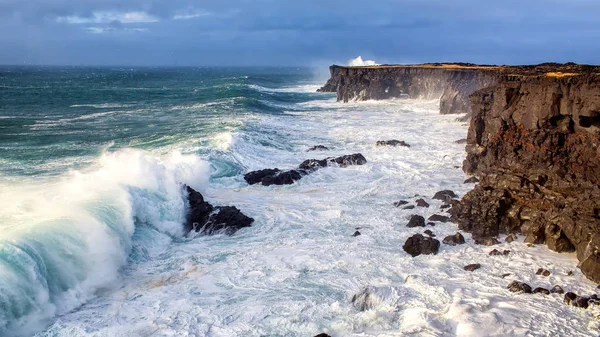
[0,149,210,336]
[33,98,600,337]
[348,56,379,67]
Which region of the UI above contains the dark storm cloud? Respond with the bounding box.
[0,0,599,66]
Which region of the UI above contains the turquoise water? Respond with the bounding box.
[0,67,331,336]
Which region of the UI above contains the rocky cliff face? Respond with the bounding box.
[318,64,498,116]
[450,70,600,282]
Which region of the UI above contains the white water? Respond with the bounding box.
[0,150,210,336]
[27,96,600,336]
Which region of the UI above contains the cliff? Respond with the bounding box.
[318,64,500,116]
[320,62,600,281]
[449,67,600,282]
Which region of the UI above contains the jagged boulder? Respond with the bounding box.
[403,234,440,257]
[244,168,281,185]
[307,145,329,151]
[407,215,426,228]
[442,232,465,246]
[184,186,254,236]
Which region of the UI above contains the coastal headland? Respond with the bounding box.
[319,63,600,283]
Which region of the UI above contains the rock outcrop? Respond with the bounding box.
[318,64,499,117]
[450,66,600,282]
[185,186,254,236]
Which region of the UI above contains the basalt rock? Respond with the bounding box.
[199,206,255,236]
[464,264,481,271]
[551,285,565,294]
[536,268,551,277]
[318,64,499,118]
[415,199,430,208]
[184,186,254,236]
[393,200,409,207]
[533,287,551,295]
[307,145,329,151]
[407,215,426,228]
[508,281,532,294]
[442,232,466,246]
[451,69,600,282]
[376,140,410,147]
[428,214,450,223]
[464,177,480,184]
[246,153,367,187]
[403,234,440,257]
[433,190,458,202]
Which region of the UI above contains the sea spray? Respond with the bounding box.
[0,149,209,336]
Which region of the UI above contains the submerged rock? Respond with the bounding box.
[508,281,532,294]
[403,205,416,210]
[403,234,440,257]
[307,145,329,151]
[351,286,392,311]
[474,237,500,246]
[550,285,565,294]
[442,232,466,246]
[393,200,409,207]
[423,229,435,237]
[376,140,410,147]
[464,264,481,272]
[432,190,458,202]
[353,231,362,237]
[407,215,426,228]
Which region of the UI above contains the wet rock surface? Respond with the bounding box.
[307,145,329,151]
[464,264,481,271]
[407,215,426,228]
[442,232,466,246]
[508,281,533,294]
[428,214,450,223]
[376,140,410,147]
[185,186,254,236]
[415,198,430,208]
[403,234,440,257]
[246,153,367,186]
[450,71,600,282]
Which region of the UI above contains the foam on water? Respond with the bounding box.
[32,95,600,337]
[0,149,210,336]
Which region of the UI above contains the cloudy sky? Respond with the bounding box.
[0,0,599,66]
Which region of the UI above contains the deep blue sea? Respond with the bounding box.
[0,67,595,337]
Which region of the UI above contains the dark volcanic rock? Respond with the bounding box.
[393,200,409,207]
[351,286,386,311]
[433,190,458,202]
[314,334,332,337]
[376,140,410,147]
[443,232,466,246]
[536,268,551,277]
[403,234,440,257]
[508,281,532,294]
[551,285,565,294]
[307,145,329,151]
[185,186,254,236]
[403,205,416,210]
[533,287,551,295]
[474,237,500,246]
[407,215,426,228]
[428,214,450,223]
[505,233,517,243]
[464,177,480,184]
[199,206,254,236]
[440,204,452,210]
[451,71,600,282]
[416,199,430,208]
[261,170,306,186]
[185,185,215,234]
[489,249,503,256]
[464,264,481,271]
[244,168,281,185]
[353,231,362,237]
[564,292,578,305]
[299,158,329,170]
[424,229,435,237]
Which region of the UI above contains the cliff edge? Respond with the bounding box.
[450,67,600,282]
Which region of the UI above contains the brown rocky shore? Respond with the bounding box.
[319,62,600,282]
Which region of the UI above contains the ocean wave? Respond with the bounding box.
[0,149,209,336]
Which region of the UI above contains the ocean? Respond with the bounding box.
[0,66,597,337]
